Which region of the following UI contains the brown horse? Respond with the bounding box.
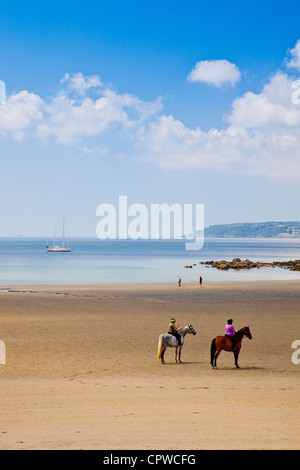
[210,326,252,369]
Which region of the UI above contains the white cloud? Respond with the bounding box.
[228,72,300,128]
[36,86,162,145]
[60,72,103,95]
[0,90,43,142]
[139,115,300,178]
[286,40,300,72]
[0,74,162,146]
[1,52,300,179]
[187,59,241,87]
[37,90,131,145]
[139,71,300,178]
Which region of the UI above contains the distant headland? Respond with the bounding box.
[204,221,300,238]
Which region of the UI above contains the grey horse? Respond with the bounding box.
[157,324,197,364]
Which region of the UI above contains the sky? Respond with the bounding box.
[0,0,300,237]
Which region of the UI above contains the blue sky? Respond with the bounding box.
[0,0,300,236]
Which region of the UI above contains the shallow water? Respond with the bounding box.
[0,237,299,285]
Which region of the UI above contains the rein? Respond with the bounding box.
[177,325,191,335]
[235,327,249,341]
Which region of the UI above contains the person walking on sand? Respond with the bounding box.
[168,317,182,345]
[225,318,237,352]
[199,276,203,287]
[178,276,182,287]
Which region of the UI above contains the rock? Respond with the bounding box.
[198,258,300,272]
[292,264,300,271]
[217,263,230,270]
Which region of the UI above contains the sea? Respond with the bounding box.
[0,237,300,286]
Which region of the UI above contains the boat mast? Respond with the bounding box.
[62,218,65,249]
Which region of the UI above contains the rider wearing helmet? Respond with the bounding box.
[168,318,182,346]
[225,318,237,352]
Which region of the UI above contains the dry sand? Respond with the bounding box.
[0,280,299,450]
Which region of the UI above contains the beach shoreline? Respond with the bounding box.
[0,280,299,449]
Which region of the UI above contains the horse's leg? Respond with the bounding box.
[175,347,178,362]
[214,350,220,368]
[161,347,166,364]
[211,339,217,368]
[178,345,182,363]
[234,351,240,368]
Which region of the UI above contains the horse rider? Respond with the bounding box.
[168,318,183,345]
[225,318,237,352]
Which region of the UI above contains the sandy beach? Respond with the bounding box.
[0,280,299,450]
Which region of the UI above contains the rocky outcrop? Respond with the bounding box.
[199,259,300,271]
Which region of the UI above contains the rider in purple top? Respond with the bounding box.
[225,323,235,337]
[225,319,237,351]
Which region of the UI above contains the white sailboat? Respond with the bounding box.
[46,218,72,252]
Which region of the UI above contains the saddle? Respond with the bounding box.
[169,331,182,346]
[226,334,237,351]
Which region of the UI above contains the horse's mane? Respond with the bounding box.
[236,326,249,334]
[177,324,189,332]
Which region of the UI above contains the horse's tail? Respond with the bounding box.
[210,338,216,365]
[157,334,164,359]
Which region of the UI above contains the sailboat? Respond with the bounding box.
[46,218,72,252]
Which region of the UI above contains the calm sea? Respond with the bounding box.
[0,237,300,285]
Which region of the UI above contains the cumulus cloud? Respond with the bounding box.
[187,59,241,87]
[0,73,162,145]
[1,49,300,179]
[228,72,300,128]
[286,40,300,72]
[37,89,132,145]
[139,116,300,178]
[37,86,162,145]
[60,72,103,95]
[0,90,43,142]
[139,71,300,178]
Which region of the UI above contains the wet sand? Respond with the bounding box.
[0,280,299,449]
